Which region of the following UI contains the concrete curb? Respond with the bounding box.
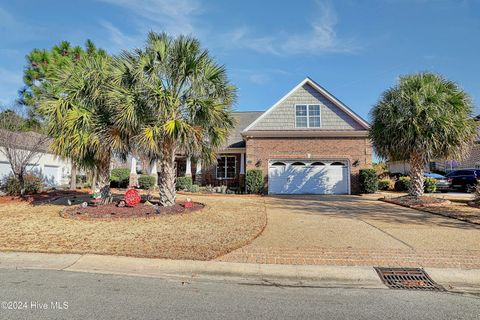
[1,252,479,292]
[426,267,480,292]
[67,254,384,288]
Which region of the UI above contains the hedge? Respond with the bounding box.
[188,184,200,193]
[359,168,378,193]
[424,177,437,193]
[138,175,156,190]
[1,174,43,195]
[246,169,263,194]
[378,179,394,191]
[110,168,130,188]
[176,176,193,191]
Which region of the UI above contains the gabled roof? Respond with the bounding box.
[243,77,369,133]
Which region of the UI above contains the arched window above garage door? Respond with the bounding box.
[291,162,306,166]
[330,161,345,166]
[311,162,325,166]
[271,162,286,166]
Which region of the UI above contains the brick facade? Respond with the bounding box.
[245,137,372,194]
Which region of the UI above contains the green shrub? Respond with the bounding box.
[424,177,437,193]
[176,176,193,191]
[378,179,394,191]
[188,184,200,193]
[199,185,214,193]
[359,169,378,193]
[110,168,130,188]
[246,169,263,194]
[138,175,156,190]
[1,174,43,195]
[395,176,411,191]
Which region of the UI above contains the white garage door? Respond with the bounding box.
[0,161,12,179]
[42,165,60,187]
[268,160,349,195]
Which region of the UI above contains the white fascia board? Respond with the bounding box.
[243,130,369,138]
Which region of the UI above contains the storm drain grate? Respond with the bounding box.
[374,267,445,291]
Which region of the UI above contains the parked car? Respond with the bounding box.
[445,169,480,192]
[424,172,449,193]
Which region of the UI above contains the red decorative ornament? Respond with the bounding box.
[184,197,194,209]
[124,189,141,206]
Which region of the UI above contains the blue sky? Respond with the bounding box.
[1,0,479,120]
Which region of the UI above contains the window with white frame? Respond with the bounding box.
[295,104,321,128]
[216,156,236,179]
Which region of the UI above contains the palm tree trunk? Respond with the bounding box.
[90,168,97,194]
[409,152,425,197]
[94,158,111,202]
[70,162,77,190]
[158,140,177,207]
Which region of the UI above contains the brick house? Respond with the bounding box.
[169,77,372,194]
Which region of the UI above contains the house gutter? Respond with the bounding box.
[242,130,369,138]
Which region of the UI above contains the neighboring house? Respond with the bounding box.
[0,130,71,187]
[389,122,480,175]
[166,77,372,194]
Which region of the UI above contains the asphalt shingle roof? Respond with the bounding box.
[225,111,263,148]
[0,129,52,153]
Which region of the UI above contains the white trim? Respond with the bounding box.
[130,157,137,174]
[195,160,202,175]
[294,104,321,128]
[240,153,245,174]
[243,130,368,138]
[216,155,236,180]
[243,77,369,132]
[185,157,192,176]
[215,148,246,154]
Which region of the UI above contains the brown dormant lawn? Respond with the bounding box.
[0,194,267,260]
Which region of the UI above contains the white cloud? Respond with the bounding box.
[99,20,142,52]
[228,27,279,55]
[99,0,202,35]
[232,68,291,85]
[227,1,358,56]
[97,0,356,57]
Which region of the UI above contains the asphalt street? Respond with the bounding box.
[0,269,479,320]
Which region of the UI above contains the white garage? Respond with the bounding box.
[0,161,11,179]
[268,160,350,195]
[42,165,61,187]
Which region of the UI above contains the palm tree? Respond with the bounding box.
[109,32,236,206]
[23,40,107,190]
[39,51,128,200]
[369,72,477,197]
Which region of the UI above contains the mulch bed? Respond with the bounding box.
[382,196,480,225]
[61,201,205,221]
[383,195,450,208]
[0,190,90,205]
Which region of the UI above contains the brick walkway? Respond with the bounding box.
[218,248,480,269]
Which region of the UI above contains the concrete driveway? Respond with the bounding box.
[219,195,480,268]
